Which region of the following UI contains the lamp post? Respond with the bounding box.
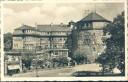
[35,56,38,77]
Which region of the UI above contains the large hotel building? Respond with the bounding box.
[13,24,71,59]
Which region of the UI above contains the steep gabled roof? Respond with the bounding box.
[15,25,36,30]
[37,24,70,31]
[80,12,110,22]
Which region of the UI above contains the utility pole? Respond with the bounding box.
[21,28,25,72]
[35,23,39,77]
[94,4,97,13]
[49,24,53,60]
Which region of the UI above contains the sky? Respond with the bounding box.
[2,2,124,33]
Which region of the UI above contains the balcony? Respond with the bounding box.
[13,32,39,37]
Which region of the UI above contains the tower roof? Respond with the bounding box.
[80,12,110,22]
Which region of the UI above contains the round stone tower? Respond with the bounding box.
[73,12,111,63]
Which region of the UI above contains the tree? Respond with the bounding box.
[22,55,34,70]
[96,12,125,74]
[4,32,13,51]
[51,57,68,67]
[72,46,92,64]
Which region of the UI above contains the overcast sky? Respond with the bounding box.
[3,3,124,33]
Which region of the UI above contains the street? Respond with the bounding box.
[9,63,102,77]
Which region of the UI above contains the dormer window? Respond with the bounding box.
[86,23,89,27]
[22,30,25,33]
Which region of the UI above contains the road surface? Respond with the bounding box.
[7,63,102,77]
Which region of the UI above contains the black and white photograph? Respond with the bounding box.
[0,4,1,80]
[1,0,127,81]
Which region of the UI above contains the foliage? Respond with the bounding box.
[22,55,34,70]
[4,32,13,51]
[52,57,68,66]
[72,46,92,64]
[96,12,125,74]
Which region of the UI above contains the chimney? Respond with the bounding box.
[69,20,75,27]
[69,20,75,30]
[60,22,64,27]
[50,22,53,27]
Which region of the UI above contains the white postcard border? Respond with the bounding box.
[1,0,127,81]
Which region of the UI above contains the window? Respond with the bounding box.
[64,38,66,41]
[93,47,96,51]
[63,45,67,48]
[86,23,89,27]
[55,51,58,55]
[45,45,48,48]
[47,32,50,35]
[62,51,67,55]
[94,33,95,36]
[58,45,61,48]
[51,38,53,41]
[22,30,25,33]
[53,45,57,48]
[14,44,18,48]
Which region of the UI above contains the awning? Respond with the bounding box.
[8,65,20,70]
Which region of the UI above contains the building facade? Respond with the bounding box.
[7,12,110,70]
[71,12,110,63]
[12,24,71,59]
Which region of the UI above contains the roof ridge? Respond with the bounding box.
[37,24,67,26]
[80,12,110,22]
[15,24,36,30]
[93,12,107,20]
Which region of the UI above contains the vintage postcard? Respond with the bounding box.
[0,0,127,81]
[0,3,1,81]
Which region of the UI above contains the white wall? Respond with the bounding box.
[93,22,107,29]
